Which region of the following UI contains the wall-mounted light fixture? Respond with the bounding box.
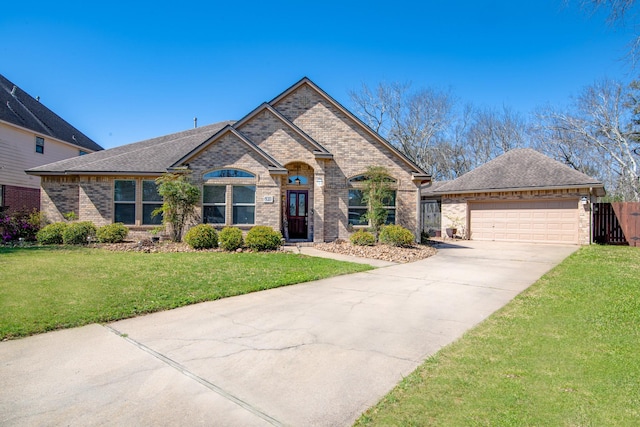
[294,164,301,185]
[581,196,588,205]
[316,177,324,187]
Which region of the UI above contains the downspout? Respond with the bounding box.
[416,185,422,243]
[589,187,593,245]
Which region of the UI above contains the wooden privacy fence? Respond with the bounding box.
[593,202,640,247]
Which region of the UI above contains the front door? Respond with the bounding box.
[287,190,308,239]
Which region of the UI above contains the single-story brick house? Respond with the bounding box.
[422,148,605,245]
[26,77,431,242]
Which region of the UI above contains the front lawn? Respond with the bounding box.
[356,245,640,426]
[0,246,372,340]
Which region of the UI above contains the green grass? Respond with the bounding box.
[0,246,372,340]
[356,245,640,426]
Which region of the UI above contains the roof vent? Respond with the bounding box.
[10,86,16,96]
[194,117,198,128]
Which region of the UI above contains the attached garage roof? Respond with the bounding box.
[431,148,605,195]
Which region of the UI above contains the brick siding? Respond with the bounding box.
[2,185,40,214]
[35,82,424,242]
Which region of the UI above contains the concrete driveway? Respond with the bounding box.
[0,241,577,426]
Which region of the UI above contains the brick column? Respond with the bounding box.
[313,170,326,243]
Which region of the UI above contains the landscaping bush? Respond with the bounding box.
[379,225,415,247]
[184,224,218,249]
[219,227,244,251]
[96,223,129,243]
[36,222,68,245]
[245,226,282,251]
[0,209,43,243]
[350,229,376,246]
[62,221,97,245]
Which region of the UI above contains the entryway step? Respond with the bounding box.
[283,241,315,247]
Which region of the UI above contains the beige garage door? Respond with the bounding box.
[469,200,579,244]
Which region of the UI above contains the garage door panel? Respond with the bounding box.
[470,200,578,244]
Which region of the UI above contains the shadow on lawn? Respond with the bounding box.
[0,244,85,254]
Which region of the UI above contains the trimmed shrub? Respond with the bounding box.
[37,222,68,245]
[62,221,97,245]
[379,225,415,247]
[219,227,244,251]
[184,224,218,249]
[245,226,282,251]
[350,229,376,246]
[96,223,129,243]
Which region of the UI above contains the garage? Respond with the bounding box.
[469,200,579,244]
[424,149,606,245]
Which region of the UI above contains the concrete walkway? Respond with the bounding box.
[0,241,578,426]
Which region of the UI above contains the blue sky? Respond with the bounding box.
[1,0,636,149]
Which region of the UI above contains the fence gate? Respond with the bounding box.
[593,202,640,247]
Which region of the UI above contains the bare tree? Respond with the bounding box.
[349,82,456,176]
[571,0,640,66]
[461,105,530,170]
[536,79,640,200]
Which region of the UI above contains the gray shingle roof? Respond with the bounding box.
[0,74,103,152]
[433,148,604,194]
[27,121,232,174]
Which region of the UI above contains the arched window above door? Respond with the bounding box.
[204,169,255,179]
[288,175,308,185]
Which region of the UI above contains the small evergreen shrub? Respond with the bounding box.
[96,223,129,243]
[184,224,218,249]
[37,222,68,245]
[62,221,97,245]
[350,229,376,246]
[219,227,244,251]
[379,225,415,247]
[245,226,282,251]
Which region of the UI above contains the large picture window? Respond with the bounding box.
[142,180,163,225]
[202,169,256,226]
[232,185,255,224]
[114,180,136,224]
[348,174,397,226]
[203,185,226,224]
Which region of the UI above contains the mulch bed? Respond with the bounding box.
[314,240,437,263]
[98,238,438,263]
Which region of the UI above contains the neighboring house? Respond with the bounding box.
[422,148,605,245]
[0,74,103,214]
[27,78,431,242]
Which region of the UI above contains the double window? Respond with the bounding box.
[114,179,162,225]
[347,174,397,226]
[202,169,256,226]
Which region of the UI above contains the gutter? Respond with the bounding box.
[432,184,606,197]
[25,170,165,177]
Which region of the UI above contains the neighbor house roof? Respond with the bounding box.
[431,148,605,195]
[27,121,232,175]
[0,74,103,152]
